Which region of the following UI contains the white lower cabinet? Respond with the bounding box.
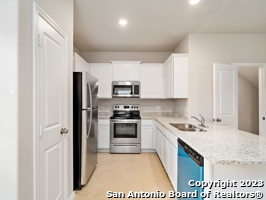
[168,142,177,191]
[141,120,154,150]
[98,119,110,150]
[155,122,177,191]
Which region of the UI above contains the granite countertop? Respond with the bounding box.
[155,117,266,165]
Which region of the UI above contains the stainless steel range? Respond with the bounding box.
[110,104,141,153]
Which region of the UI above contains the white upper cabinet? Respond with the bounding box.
[140,64,164,99]
[90,63,113,98]
[74,52,90,72]
[112,61,141,81]
[164,54,188,98]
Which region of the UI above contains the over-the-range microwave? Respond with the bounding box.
[112,81,140,98]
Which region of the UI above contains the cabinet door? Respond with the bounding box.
[126,65,140,80]
[112,64,126,81]
[74,53,90,72]
[162,135,168,169]
[141,125,153,149]
[163,57,173,98]
[153,126,157,150]
[98,120,110,149]
[156,128,163,160]
[173,55,188,98]
[140,64,163,98]
[169,143,177,191]
[90,64,112,98]
[163,54,188,98]
[112,64,140,81]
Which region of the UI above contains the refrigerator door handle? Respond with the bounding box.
[87,73,93,139]
[82,108,92,111]
[87,110,92,139]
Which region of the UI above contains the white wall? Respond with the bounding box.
[175,33,266,121]
[80,51,171,63]
[238,74,259,134]
[34,0,74,197]
[0,1,19,199]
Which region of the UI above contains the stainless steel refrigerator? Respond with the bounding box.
[73,72,98,190]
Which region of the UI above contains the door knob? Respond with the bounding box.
[61,128,69,134]
[213,118,222,122]
[216,118,222,122]
[263,117,266,121]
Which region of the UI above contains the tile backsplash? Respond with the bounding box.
[98,98,188,117]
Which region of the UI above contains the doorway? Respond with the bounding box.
[238,67,259,134]
[213,63,266,136]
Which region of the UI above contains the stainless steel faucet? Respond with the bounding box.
[191,114,207,128]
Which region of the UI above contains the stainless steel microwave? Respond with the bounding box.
[112,81,140,98]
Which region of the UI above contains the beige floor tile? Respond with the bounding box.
[75,153,173,200]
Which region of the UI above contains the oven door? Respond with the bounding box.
[110,119,141,144]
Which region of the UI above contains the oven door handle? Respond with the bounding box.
[110,119,141,124]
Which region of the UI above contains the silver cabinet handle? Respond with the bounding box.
[61,128,68,134]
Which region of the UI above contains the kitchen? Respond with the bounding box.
[1,0,266,200]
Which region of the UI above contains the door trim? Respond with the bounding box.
[32,3,69,199]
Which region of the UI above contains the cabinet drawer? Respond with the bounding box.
[98,119,110,125]
[141,119,153,126]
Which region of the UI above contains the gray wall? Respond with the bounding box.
[238,74,259,134]
[18,0,34,199]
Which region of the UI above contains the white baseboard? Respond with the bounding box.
[68,191,76,200]
[98,148,110,153]
[98,149,156,153]
[141,149,156,153]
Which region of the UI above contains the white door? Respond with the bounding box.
[259,67,266,136]
[213,63,238,126]
[37,14,67,200]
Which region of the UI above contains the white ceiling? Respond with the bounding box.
[238,67,259,88]
[74,0,266,51]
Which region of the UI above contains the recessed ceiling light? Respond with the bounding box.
[118,18,128,26]
[189,0,200,5]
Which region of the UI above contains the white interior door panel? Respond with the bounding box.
[36,12,67,200]
[213,63,238,126]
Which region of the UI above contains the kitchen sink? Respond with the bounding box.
[170,123,206,132]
